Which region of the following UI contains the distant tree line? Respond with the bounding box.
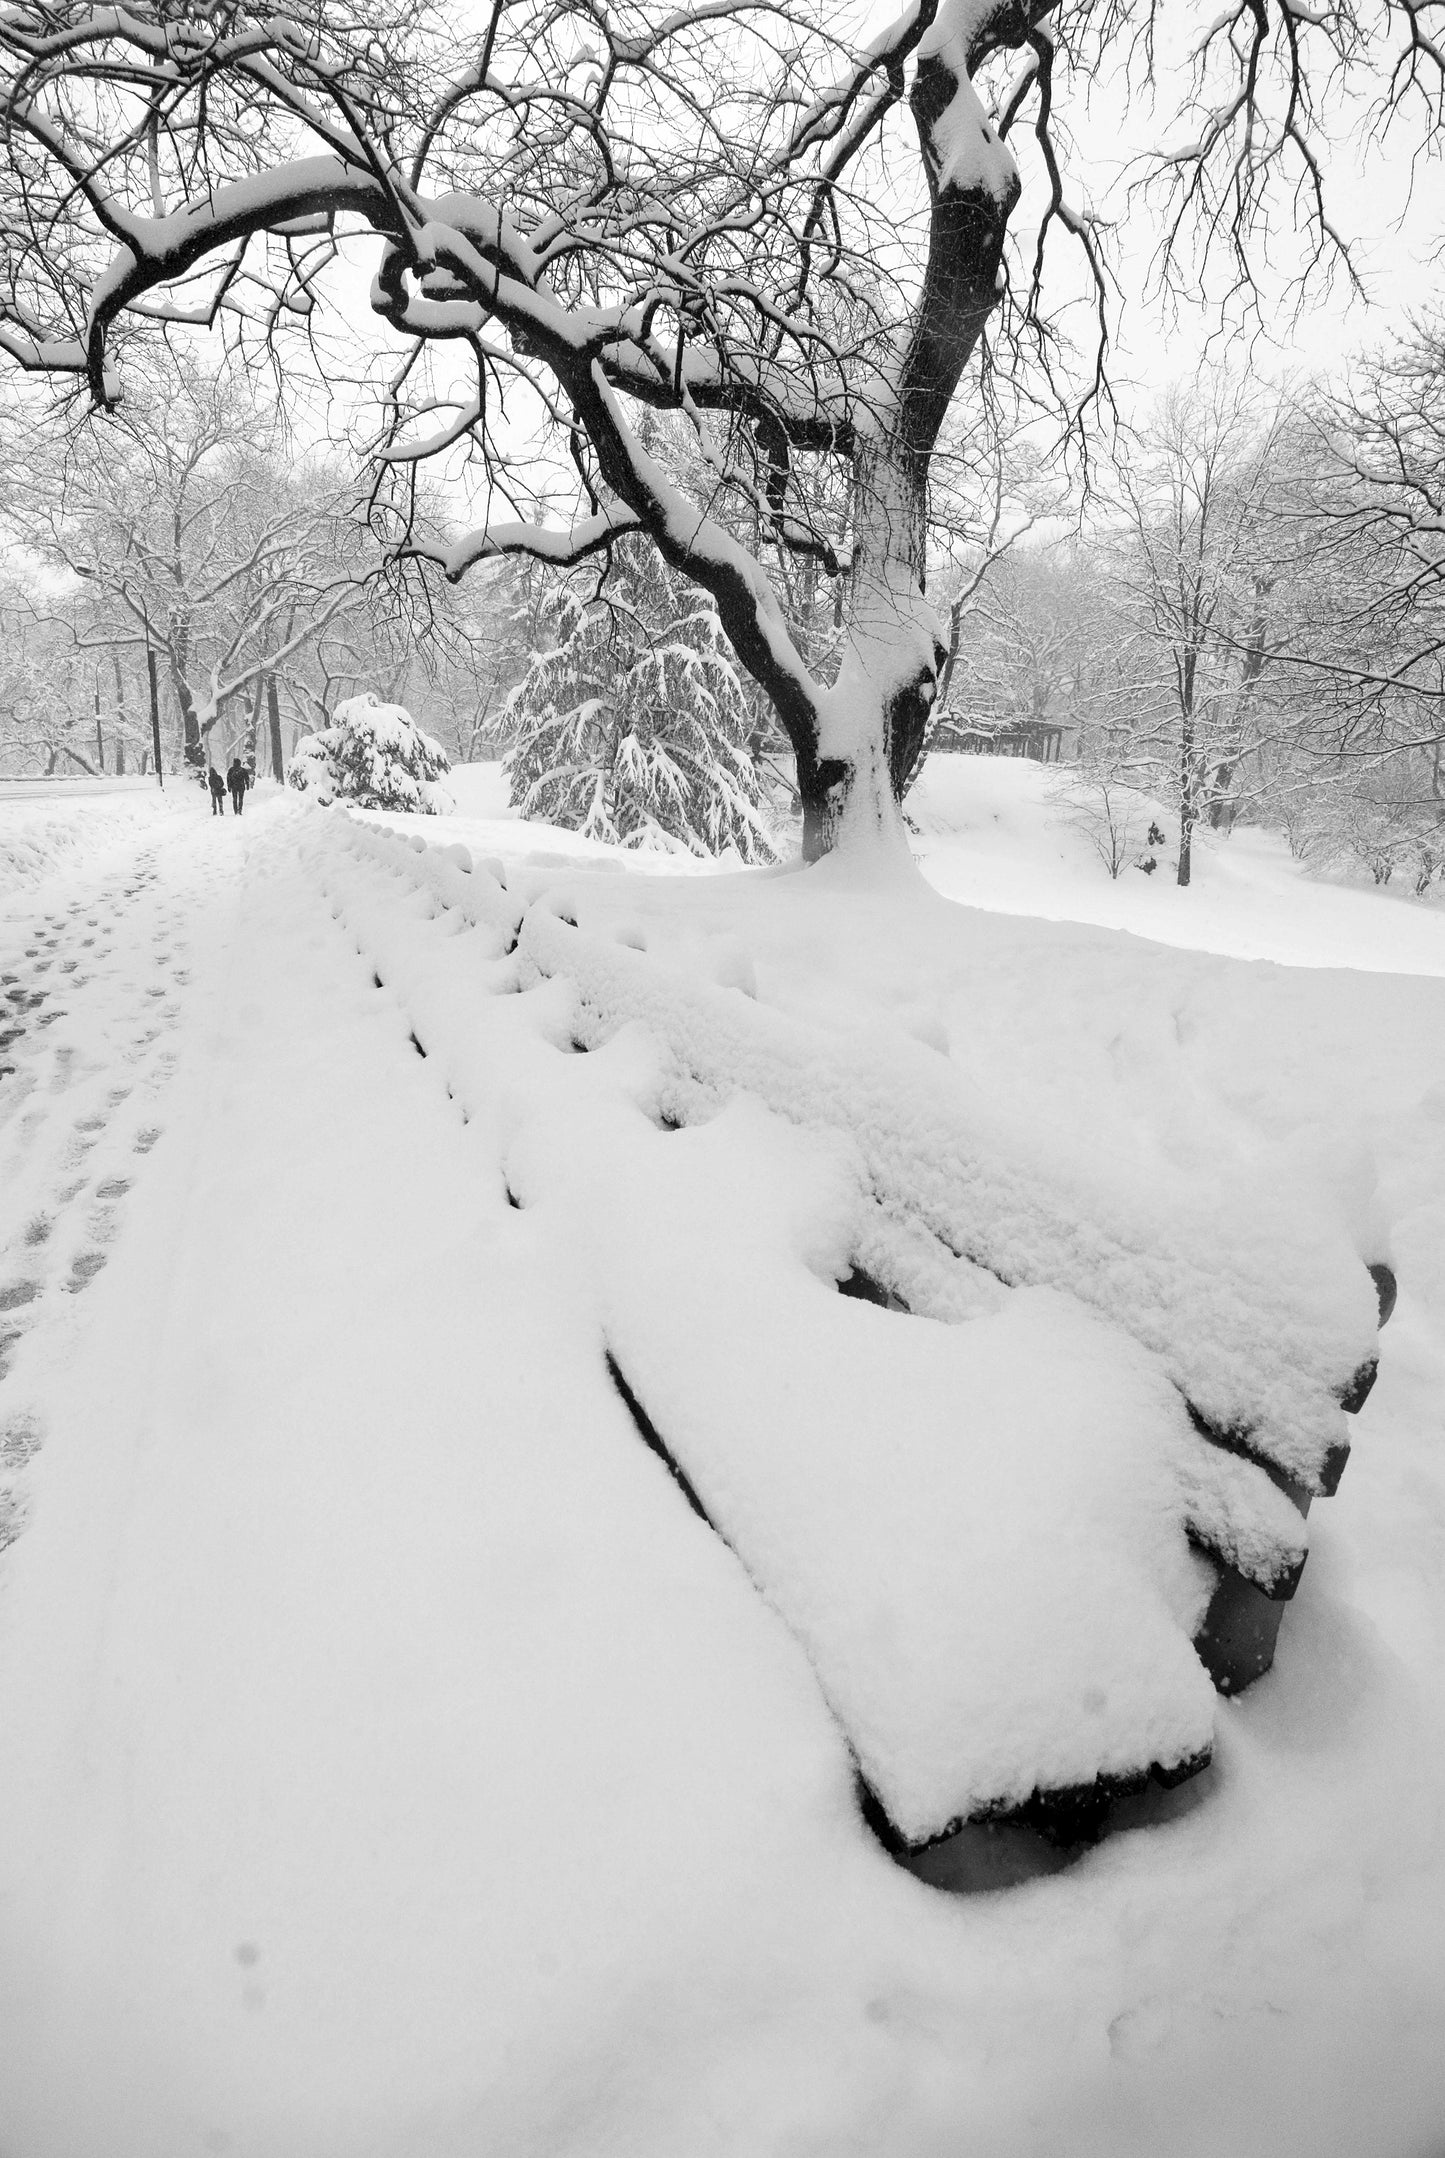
[0,352,516,781]
[927,324,1445,889]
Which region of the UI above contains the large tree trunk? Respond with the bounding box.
[553,9,1026,867]
[800,449,938,859]
[795,41,1021,861]
[1178,715,1197,889]
[170,621,205,774]
[245,673,265,766]
[267,674,285,781]
[1207,572,1273,833]
[112,653,128,774]
[147,645,164,788]
[1177,644,1198,887]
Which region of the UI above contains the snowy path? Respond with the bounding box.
[1,817,201,1539]
[3,791,1445,2157]
[0,800,927,2155]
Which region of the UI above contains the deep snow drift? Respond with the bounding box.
[1,761,1443,2158]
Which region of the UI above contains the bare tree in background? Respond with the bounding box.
[1289,322,1445,783]
[1,0,1440,856]
[1195,324,1445,885]
[0,354,384,773]
[0,575,103,772]
[934,539,1116,747]
[1102,377,1300,885]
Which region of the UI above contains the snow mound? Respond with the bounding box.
[0,786,176,899]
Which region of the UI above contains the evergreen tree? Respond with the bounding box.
[289,693,455,814]
[505,542,779,862]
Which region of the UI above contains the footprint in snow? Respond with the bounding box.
[67,1253,106,1292]
[0,1414,41,1469]
[0,1491,28,1554]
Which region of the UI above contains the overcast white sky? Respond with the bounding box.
[1017,17,1442,402]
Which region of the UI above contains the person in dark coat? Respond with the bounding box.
[207,766,226,815]
[226,757,250,816]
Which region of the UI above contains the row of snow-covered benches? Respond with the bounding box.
[311,807,1391,1868]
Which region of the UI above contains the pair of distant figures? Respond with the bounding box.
[208,760,253,817]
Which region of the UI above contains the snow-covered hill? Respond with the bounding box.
[908,756,1445,975]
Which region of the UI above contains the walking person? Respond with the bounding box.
[226,757,250,817]
[207,766,226,816]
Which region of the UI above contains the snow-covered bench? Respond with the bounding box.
[318,810,1391,1854]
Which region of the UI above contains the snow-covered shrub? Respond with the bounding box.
[1288,773,1442,893]
[1272,786,1332,862]
[286,732,340,803]
[505,540,778,861]
[1050,771,1154,880]
[288,693,455,814]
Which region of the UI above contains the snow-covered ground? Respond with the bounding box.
[1,761,1443,2158]
[0,777,184,899]
[907,758,1445,977]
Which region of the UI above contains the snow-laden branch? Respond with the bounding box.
[435,510,645,576]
